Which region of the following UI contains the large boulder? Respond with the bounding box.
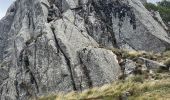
[78,47,121,89]
[0,0,121,99]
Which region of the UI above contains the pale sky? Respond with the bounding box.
[0,0,162,19]
[148,0,162,3]
[0,0,14,19]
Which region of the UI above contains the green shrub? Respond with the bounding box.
[145,0,170,24]
[145,3,158,11]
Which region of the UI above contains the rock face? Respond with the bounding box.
[140,0,147,4]
[0,0,170,99]
[138,57,167,70]
[112,0,170,52]
[150,11,169,31]
[78,47,121,89]
[121,59,137,76]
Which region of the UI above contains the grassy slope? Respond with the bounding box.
[38,75,170,100]
[38,49,170,100]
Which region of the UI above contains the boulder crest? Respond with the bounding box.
[0,0,170,99]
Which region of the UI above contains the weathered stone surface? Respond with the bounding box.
[121,59,137,76]
[0,0,170,99]
[150,11,168,31]
[138,57,167,70]
[113,0,170,52]
[140,0,147,4]
[44,0,170,52]
[78,47,121,89]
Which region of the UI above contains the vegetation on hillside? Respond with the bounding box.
[145,0,170,24]
[38,74,170,100]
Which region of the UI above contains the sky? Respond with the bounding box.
[148,0,162,3]
[0,0,162,19]
[0,0,14,19]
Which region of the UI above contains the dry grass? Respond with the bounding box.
[164,58,170,67]
[38,75,170,100]
[163,51,170,58]
[111,48,162,61]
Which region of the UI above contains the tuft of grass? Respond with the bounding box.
[163,51,170,58]
[111,48,161,61]
[123,51,142,59]
[164,58,170,67]
[36,94,57,100]
[130,75,144,83]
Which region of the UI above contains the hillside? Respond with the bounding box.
[39,75,170,100]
